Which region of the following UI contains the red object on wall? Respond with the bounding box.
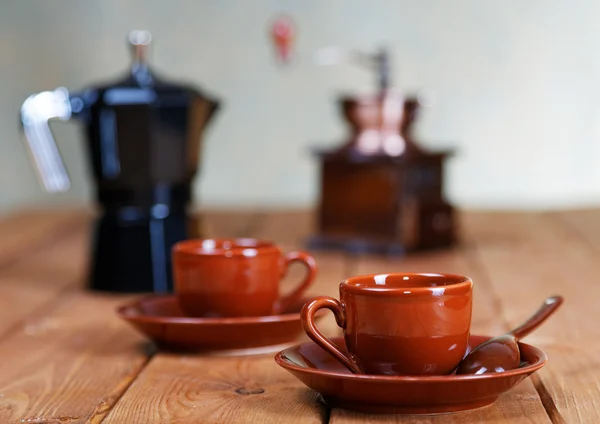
[269,15,296,64]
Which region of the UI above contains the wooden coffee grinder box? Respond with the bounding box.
[307,50,456,254]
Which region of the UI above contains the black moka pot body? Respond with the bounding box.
[20,30,220,293]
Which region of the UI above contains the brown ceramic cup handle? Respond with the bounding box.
[274,251,317,314]
[301,296,364,374]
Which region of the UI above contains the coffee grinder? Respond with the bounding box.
[270,16,456,254]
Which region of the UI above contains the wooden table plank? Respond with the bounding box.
[1,209,597,423]
[0,208,89,269]
[0,228,89,339]
[0,209,90,343]
[102,351,327,424]
[0,292,148,424]
[0,211,147,424]
[459,211,568,251]
[464,211,600,423]
[329,245,551,423]
[466,212,600,346]
[553,208,600,251]
[0,210,261,424]
[104,211,347,424]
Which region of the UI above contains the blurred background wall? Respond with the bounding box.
[1,0,600,213]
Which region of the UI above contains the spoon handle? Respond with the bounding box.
[509,295,564,340]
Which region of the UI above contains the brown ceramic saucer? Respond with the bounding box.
[117,295,321,356]
[275,335,547,415]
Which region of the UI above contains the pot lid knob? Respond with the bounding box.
[128,30,153,84]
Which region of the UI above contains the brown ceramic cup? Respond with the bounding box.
[172,238,317,318]
[301,273,473,376]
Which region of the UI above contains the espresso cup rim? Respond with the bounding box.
[340,272,472,296]
[173,238,281,257]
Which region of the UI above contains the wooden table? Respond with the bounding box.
[0,208,597,423]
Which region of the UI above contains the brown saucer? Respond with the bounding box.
[275,335,547,415]
[117,295,319,356]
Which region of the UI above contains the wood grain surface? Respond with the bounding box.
[0,212,90,340]
[104,211,346,424]
[0,208,596,423]
[0,292,148,424]
[0,208,89,269]
[465,211,600,424]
